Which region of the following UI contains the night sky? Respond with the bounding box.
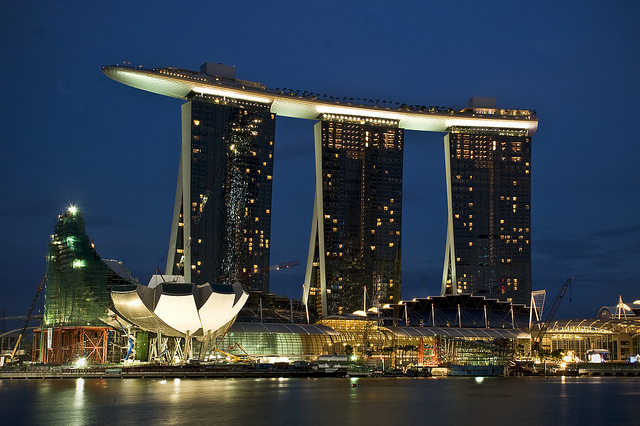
[2,1,639,322]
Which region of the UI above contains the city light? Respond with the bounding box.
[316,105,401,121]
[617,301,631,311]
[193,86,271,104]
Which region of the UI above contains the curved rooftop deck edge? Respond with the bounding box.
[103,66,538,135]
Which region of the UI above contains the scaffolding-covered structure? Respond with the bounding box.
[44,207,136,327]
[32,327,110,364]
[35,207,137,364]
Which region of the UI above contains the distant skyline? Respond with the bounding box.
[2,1,639,321]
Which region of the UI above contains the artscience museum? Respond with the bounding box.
[110,276,248,339]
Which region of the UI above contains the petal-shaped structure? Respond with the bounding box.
[111,284,181,337]
[111,278,247,337]
[154,284,203,336]
[199,283,249,334]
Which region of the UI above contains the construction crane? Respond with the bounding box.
[218,260,299,281]
[213,343,257,365]
[246,260,300,275]
[8,275,46,363]
[268,260,299,271]
[529,277,573,357]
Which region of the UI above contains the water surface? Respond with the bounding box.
[1,376,637,425]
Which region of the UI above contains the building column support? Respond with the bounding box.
[302,122,328,318]
[441,133,457,295]
[166,102,193,282]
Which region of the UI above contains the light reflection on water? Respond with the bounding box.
[74,378,84,408]
[1,376,638,425]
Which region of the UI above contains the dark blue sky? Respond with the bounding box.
[2,1,639,320]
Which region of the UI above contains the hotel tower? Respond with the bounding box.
[303,115,403,317]
[441,98,532,304]
[164,63,275,292]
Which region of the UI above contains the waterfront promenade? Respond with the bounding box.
[2,362,640,379]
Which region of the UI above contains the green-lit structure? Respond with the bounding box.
[44,207,136,327]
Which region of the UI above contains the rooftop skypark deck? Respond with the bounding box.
[102,63,538,135]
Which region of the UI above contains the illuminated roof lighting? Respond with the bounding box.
[192,86,271,104]
[103,66,538,135]
[316,105,402,121]
[617,302,631,311]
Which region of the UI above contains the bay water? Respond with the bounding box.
[1,376,637,425]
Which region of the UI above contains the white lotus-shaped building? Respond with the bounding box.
[111,275,248,338]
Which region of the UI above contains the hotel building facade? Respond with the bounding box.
[303,115,403,317]
[165,64,276,292]
[441,98,532,304]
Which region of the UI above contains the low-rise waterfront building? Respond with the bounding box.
[538,318,640,363]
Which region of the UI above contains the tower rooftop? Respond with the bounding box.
[102,64,538,135]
